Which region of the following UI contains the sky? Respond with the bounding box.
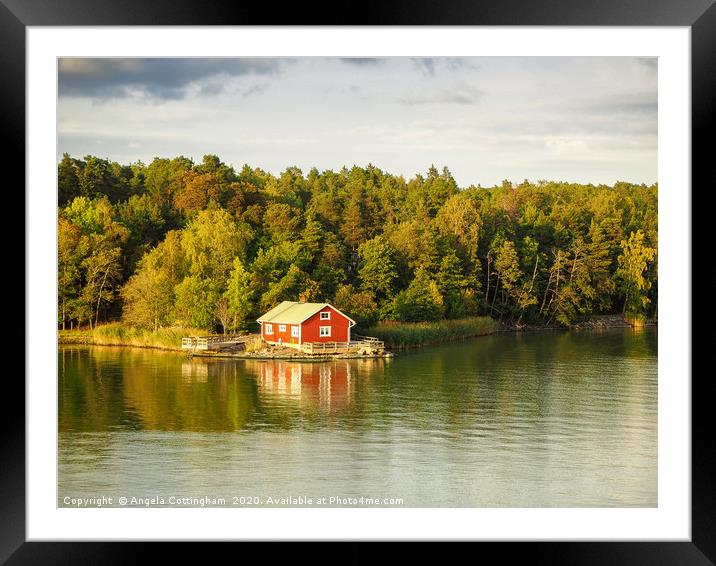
[57,57,657,187]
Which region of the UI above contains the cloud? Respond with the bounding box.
[57,57,657,187]
[399,82,484,105]
[545,137,590,155]
[411,58,436,75]
[338,58,385,67]
[637,57,658,71]
[58,58,285,100]
[580,92,658,116]
[444,57,481,71]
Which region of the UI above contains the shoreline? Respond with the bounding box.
[58,314,654,360]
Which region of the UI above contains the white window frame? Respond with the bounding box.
[265,323,273,335]
[279,324,287,332]
[291,326,299,338]
[320,311,331,320]
[319,326,331,337]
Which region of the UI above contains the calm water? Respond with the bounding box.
[58,328,657,507]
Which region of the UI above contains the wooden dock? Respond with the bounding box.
[300,336,384,355]
[181,334,247,352]
[182,333,384,356]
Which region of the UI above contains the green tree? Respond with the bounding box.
[144,156,193,214]
[392,267,445,322]
[120,230,187,330]
[81,243,123,328]
[121,263,173,331]
[174,275,220,330]
[333,283,379,327]
[224,258,253,332]
[492,239,524,317]
[56,154,659,331]
[357,235,398,301]
[436,252,473,318]
[181,207,253,283]
[58,217,83,329]
[260,264,319,310]
[262,203,302,244]
[58,153,81,206]
[616,230,657,317]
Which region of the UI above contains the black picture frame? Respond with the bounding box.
[5,0,712,562]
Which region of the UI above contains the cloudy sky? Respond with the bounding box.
[57,57,657,187]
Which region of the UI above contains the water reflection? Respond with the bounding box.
[58,350,374,432]
[58,328,657,507]
[251,360,353,413]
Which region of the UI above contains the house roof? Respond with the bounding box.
[257,301,356,326]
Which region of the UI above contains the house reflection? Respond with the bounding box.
[253,360,353,412]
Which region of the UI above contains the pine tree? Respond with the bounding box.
[357,236,398,301]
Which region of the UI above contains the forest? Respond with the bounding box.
[57,153,658,333]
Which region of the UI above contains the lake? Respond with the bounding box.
[58,327,657,507]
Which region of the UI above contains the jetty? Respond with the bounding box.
[181,334,248,353]
[301,335,385,355]
[181,333,385,357]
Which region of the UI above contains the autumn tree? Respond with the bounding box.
[180,207,253,283]
[120,231,186,330]
[616,230,657,318]
[57,154,658,331]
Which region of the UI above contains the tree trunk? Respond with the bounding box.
[529,255,539,293]
[540,276,551,316]
[569,251,579,284]
[95,267,110,328]
[490,274,500,315]
[544,258,561,322]
[485,254,491,302]
[61,264,66,331]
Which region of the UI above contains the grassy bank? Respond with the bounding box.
[362,316,500,348]
[58,323,209,351]
[61,317,501,352]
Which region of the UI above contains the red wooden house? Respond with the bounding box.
[256,301,356,349]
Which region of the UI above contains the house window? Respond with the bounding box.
[291,326,299,338]
[265,323,273,335]
[319,326,331,337]
[279,324,286,332]
[320,311,331,320]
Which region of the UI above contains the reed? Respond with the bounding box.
[59,323,209,351]
[362,316,499,348]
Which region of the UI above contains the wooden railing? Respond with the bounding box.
[182,334,246,350]
[182,333,385,354]
[353,334,383,344]
[301,341,351,354]
[301,337,384,354]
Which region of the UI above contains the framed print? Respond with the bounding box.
[5,0,713,562]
